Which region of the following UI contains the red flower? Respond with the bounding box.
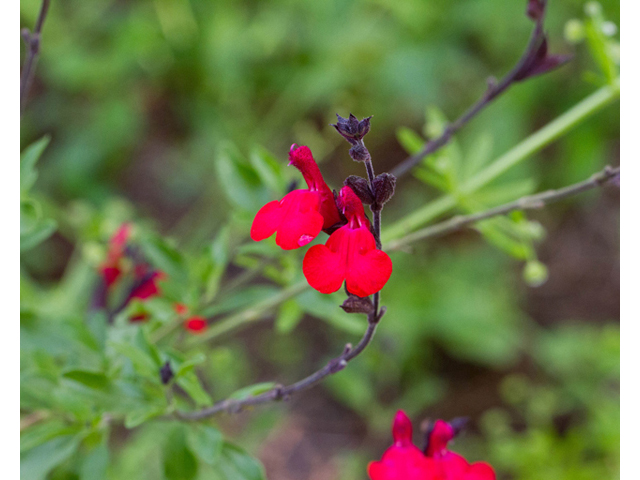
[250,144,341,250]
[302,186,392,297]
[174,303,189,315]
[184,316,207,333]
[130,270,165,300]
[368,412,496,480]
[368,411,439,480]
[100,223,131,287]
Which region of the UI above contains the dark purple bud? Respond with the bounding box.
[515,37,571,81]
[349,143,370,162]
[526,0,546,21]
[344,175,374,205]
[160,361,174,385]
[331,113,373,145]
[372,173,397,207]
[340,295,374,314]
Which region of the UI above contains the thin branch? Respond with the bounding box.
[386,165,619,252]
[175,320,379,420]
[390,1,552,178]
[20,0,51,114]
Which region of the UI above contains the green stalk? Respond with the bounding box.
[187,280,309,346]
[382,79,620,243]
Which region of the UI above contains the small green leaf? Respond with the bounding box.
[21,218,57,252]
[396,127,424,154]
[164,427,198,480]
[250,147,285,194]
[62,369,110,390]
[186,424,223,465]
[124,405,165,429]
[21,135,51,193]
[175,353,206,377]
[228,382,277,401]
[275,299,303,334]
[21,420,79,453]
[215,442,266,480]
[20,435,79,480]
[79,443,109,480]
[20,199,41,235]
[177,371,213,406]
[109,341,158,379]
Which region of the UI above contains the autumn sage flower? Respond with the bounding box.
[368,411,496,480]
[184,316,207,333]
[251,144,341,250]
[100,223,131,287]
[303,185,392,297]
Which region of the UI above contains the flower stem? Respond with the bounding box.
[186,280,309,346]
[382,79,620,243]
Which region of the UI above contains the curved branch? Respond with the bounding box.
[175,302,381,421]
[390,1,557,178]
[21,0,51,114]
[386,165,619,252]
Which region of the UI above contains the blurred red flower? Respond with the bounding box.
[100,223,131,287]
[368,411,496,480]
[303,186,392,297]
[184,316,207,333]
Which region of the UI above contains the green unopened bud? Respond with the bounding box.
[564,19,585,44]
[523,260,548,287]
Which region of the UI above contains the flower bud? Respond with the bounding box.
[372,173,397,206]
[340,295,374,314]
[344,176,374,205]
[331,113,372,145]
[160,361,174,385]
[349,143,370,162]
[523,260,548,287]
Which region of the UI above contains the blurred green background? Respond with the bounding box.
[20,0,619,479]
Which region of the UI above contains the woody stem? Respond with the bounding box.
[362,148,382,322]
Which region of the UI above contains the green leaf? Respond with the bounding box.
[228,382,277,401]
[214,442,266,480]
[21,420,79,453]
[20,199,41,235]
[250,146,285,194]
[109,341,158,379]
[176,371,213,406]
[79,443,109,480]
[215,144,268,212]
[396,127,424,154]
[275,299,303,334]
[164,427,198,480]
[186,424,223,465]
[62,369,110,390]
[20,435,79,480]
[124,405,165,429]
[175,353,206,377]
[21,218,57,252]
[139,234,188,284]
[21,135,51,193]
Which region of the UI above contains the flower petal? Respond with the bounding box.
[345,228,392,298]
[464,462,496,480]
[251,190,324,250]
[302,243,346,294]
[275,191,324,250]
[250,200,283,242]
